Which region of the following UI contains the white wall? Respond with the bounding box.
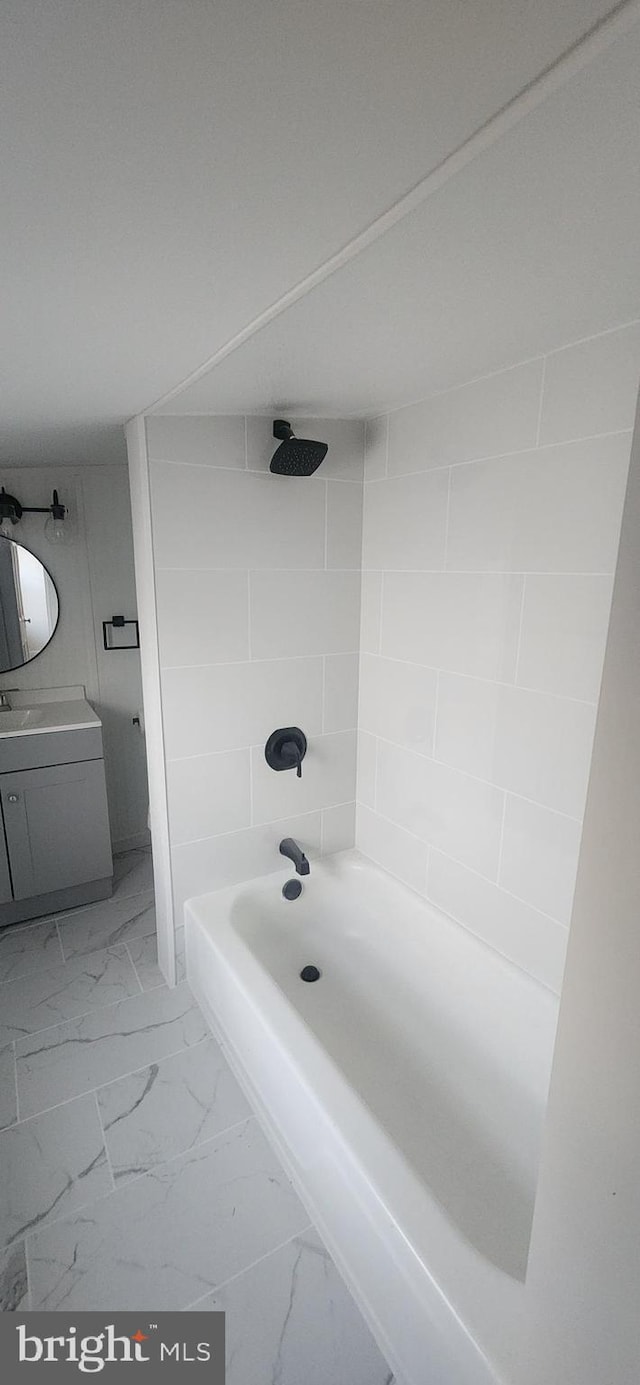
[135,414,363,971]
[519,381,640,1385]
[0,464,148,852]
[356,321,640,992]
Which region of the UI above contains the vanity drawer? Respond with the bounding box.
[0,725,103,773]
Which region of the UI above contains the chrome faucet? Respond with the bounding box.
[279,838,310,876]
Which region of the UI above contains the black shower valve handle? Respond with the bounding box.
[264,727,307,778]
[281,740,303,778]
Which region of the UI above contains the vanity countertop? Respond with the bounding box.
[0,698,100,738]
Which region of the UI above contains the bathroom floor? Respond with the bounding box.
[0,848,393,1385]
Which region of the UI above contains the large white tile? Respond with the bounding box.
[151,464,326,569]
[249,571,360,659]
[517,574,614,701]
[499,795,583,925]
[356,805,428,895]
[360,571,382,654]
[0,919,62,984]
[146,415,246,467]
[0,1243,28,1311]
[16,983,207,1120]
[250,731,357,824]
[321,802,356,854]
[57,892,156,960]
[446,435,630,574]
[427,850,568,993]
[192,1227,392,1385]
[97,1036,251,1182]
[0,947,140,1047]
[29,1120,308,1310]
[362,469,448,570]
[323,653,359,733]
[327,480,363,569]
[364,416,388,481]
[171,813,323,916]
[356,731,377,809]
[387,359,542,474]
[376,739,504,877]
[246,417,364,480]
[161,657,323,759]
[540,323,640,445]
[0,1047,17,1132]
[381,571,523,680]
[0,1094,112,1249]
[156,569,249,667]
[166,749,251,845]
[359,654,437,754]
[435,674,597,817]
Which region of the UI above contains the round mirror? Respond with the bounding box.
[0,536,59,673]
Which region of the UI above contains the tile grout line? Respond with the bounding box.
[14,1032,215,1128]
[9,973,191,1061]
[361,729,585,822]
[363,802,570,929]
[22,1115,261,1249]
[359,425,633,480]
[183,1221,315,1310]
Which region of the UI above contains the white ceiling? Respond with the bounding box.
[162,18,640,418]
[0,0,629,463]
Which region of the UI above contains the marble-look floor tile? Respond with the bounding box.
[29,1118,308,1310]
[0,946,140,1046]
[191,1228,393,1385]
[57,892,155,960]
[16,982,207,1119]
[0,1242,28,1310]
[0,1044,17,1130]
[0,918,63,984]
[112,849,154,899]
[97,1036,251,1182]
[175,927,186,982]
[125,934,163,992]
[0,1094,112,1249]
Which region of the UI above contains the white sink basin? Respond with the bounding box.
[0,699,100,738]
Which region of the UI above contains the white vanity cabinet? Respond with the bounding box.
[0,704,113,927]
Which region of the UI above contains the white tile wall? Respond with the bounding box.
[143,326,639,992]
[356,322,639,993]
[387,358,543,474]
[146,417,364,931]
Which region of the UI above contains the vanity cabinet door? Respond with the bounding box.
[0,760,112,900]
[0,812,12,904]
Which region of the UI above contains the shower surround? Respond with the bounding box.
[356,320,640,993]
[129,318,640,991]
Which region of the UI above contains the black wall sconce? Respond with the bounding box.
[0,486,73,547]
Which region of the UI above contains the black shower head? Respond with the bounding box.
[270,420,328,476]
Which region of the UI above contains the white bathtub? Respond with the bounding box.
[185,850,558,1385]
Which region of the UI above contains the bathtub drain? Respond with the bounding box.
[300,965,321,983]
